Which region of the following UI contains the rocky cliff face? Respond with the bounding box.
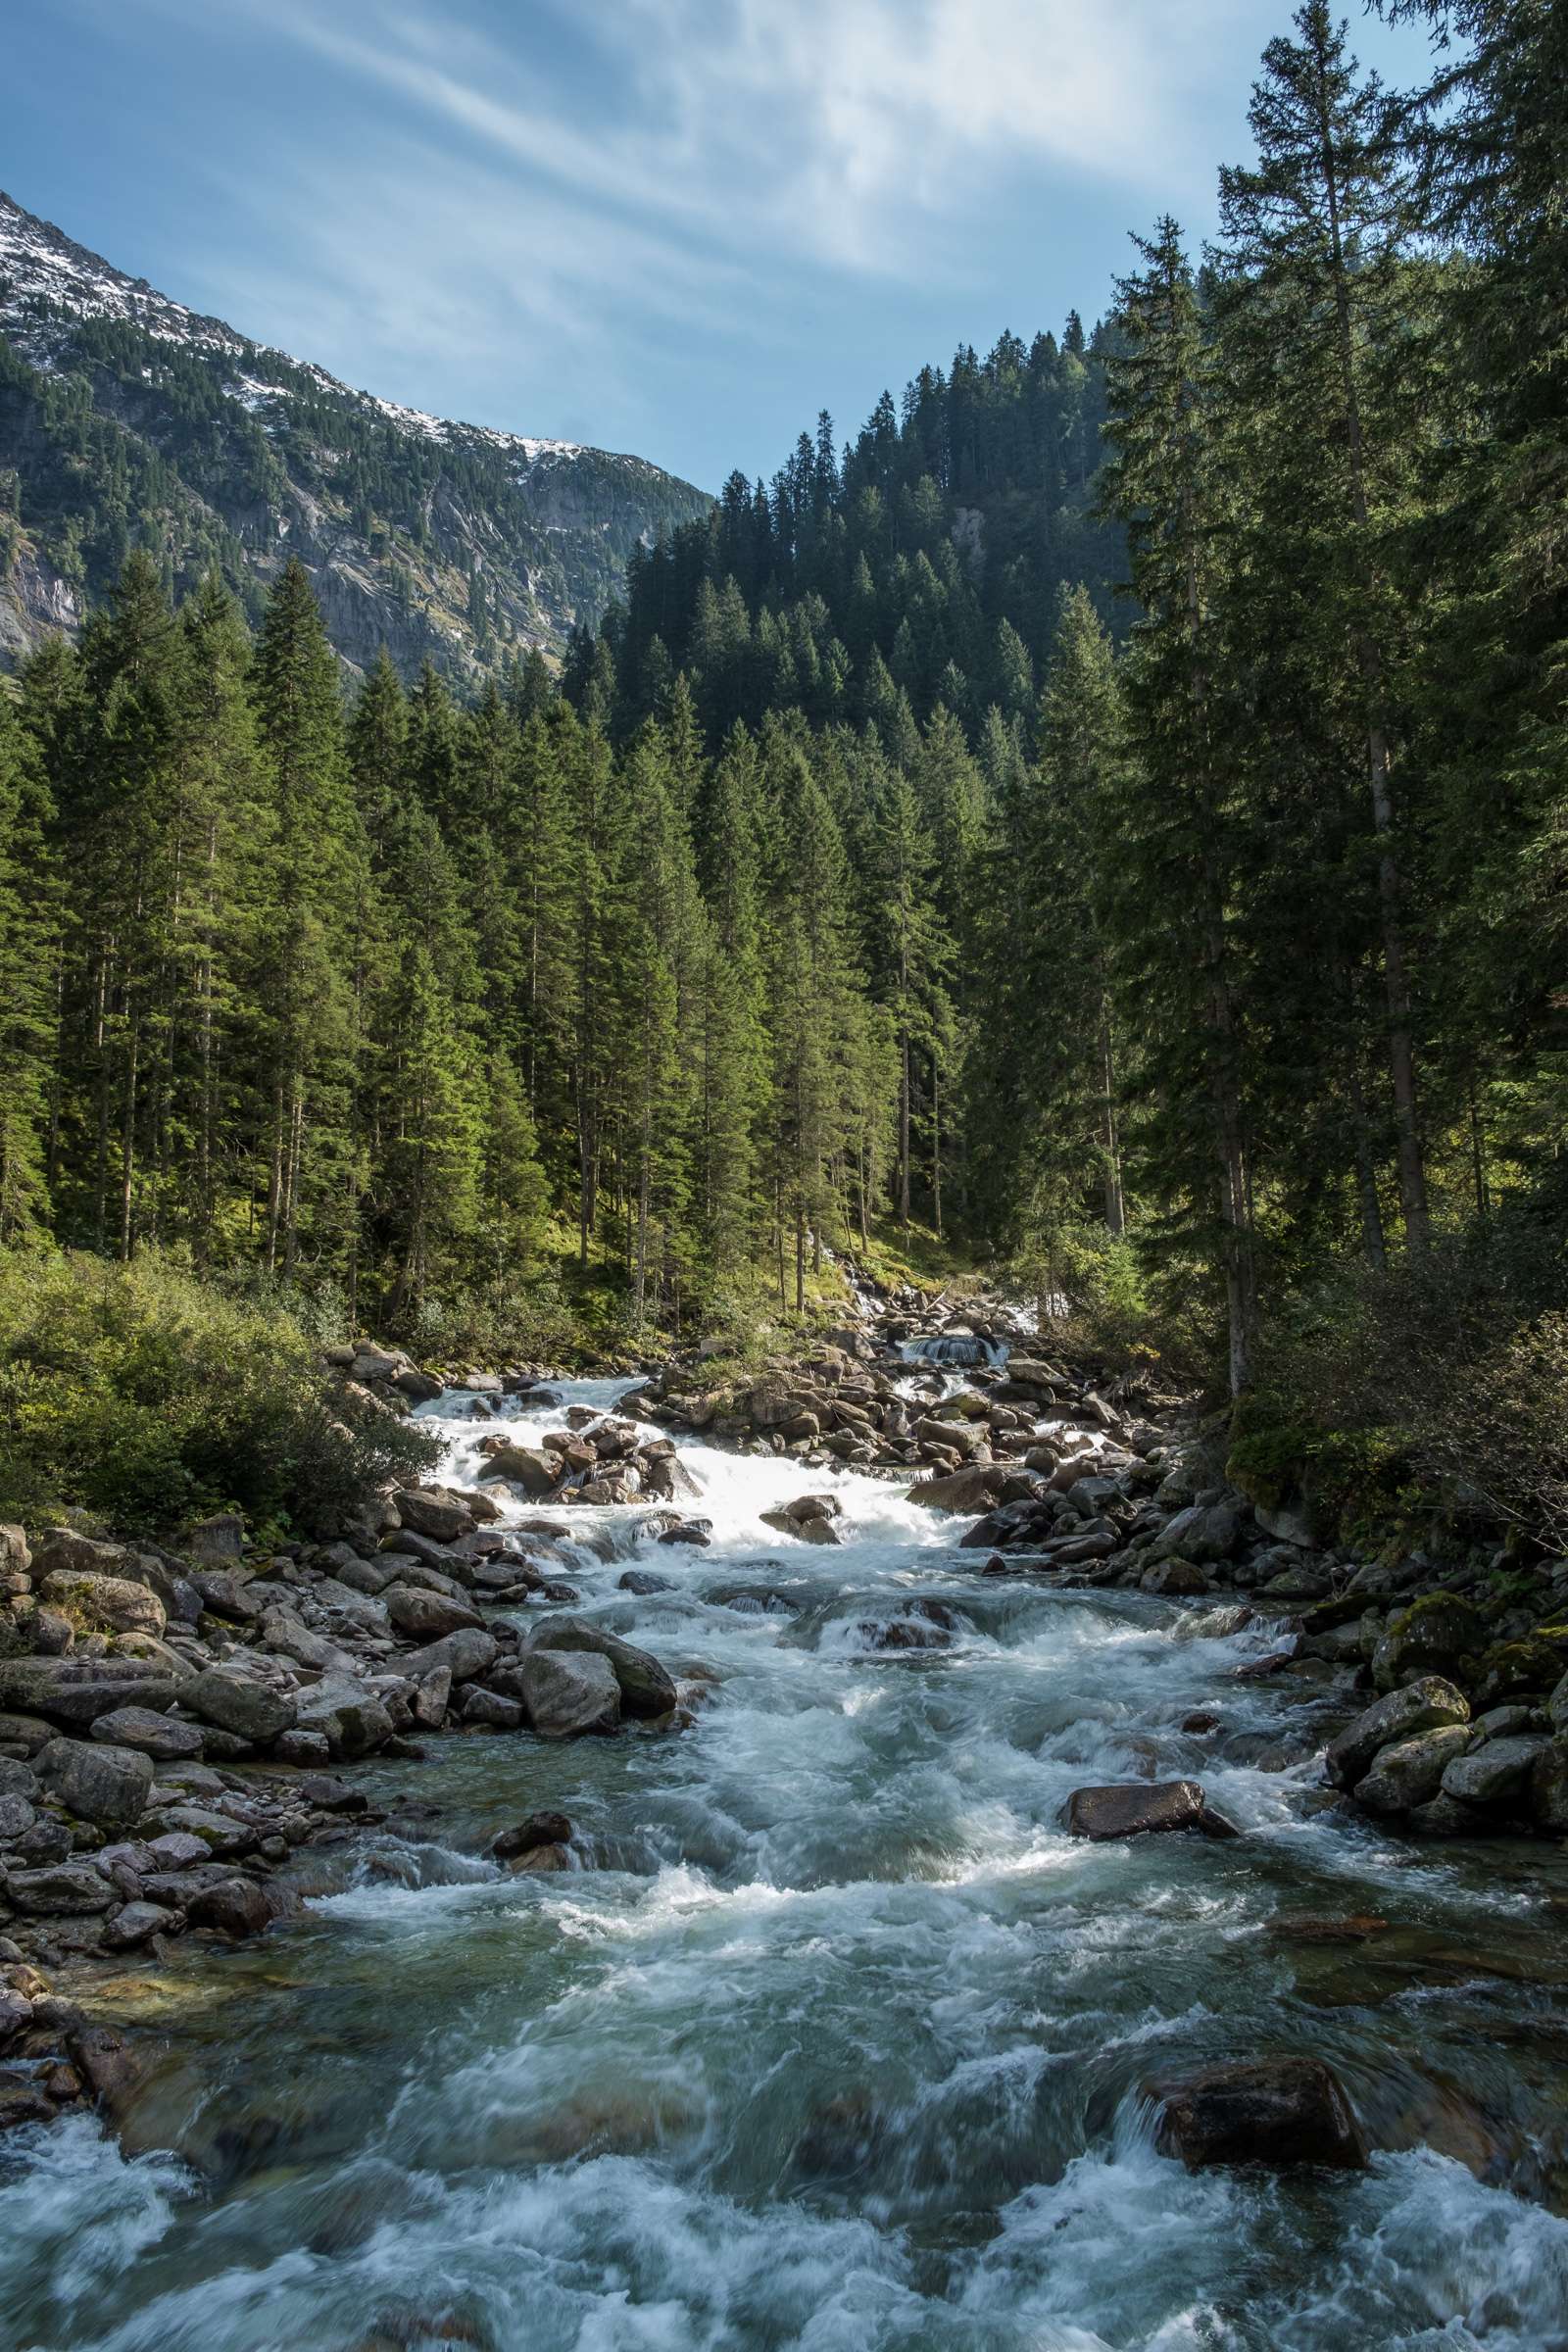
[0,192,712,679]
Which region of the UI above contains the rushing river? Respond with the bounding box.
[6,1375,1568,2351]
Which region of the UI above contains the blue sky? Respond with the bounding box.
[9,0,1436,492]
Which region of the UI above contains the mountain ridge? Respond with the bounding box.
[0,189,712,679]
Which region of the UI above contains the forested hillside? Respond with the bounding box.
[0,192,712,680]
[0,0,1564,1530]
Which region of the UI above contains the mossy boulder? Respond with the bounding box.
[1371,1592,1487,1694]
[1472,1637,1564,1711]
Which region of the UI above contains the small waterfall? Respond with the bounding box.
[900,1333,1008,1369]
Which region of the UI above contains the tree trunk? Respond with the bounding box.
[1099,998,1124,1236]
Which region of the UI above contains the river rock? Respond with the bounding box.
[493,1811,572,1859]
[185,1668,296,1743]
[35,1736,154,1827]
[1371,1593,1486,1693]
[517,1649,621,1739]
[523,1618,677,1717]
[181,1513,246,1566]
[37,1569,166,1637]
[105,1900,179,1951]
[29,1528,128,1582]
[6,1861,116,1914]
[1063,1780,1240,1841]
[1353,1724,1472,1813]
[1148,2057,1368,2170]
[385,1586,482,1641]
[1527,1739,1568,1832]
[1440,1735,1549,1808]
[1141,1558,1211,1595]
[393,1489,476,1543]
[906,1465,1006,1511]
[89,1706,204,1761]
[293,1678,396,1759]
[186,1877,271,1938]
[0,1658,182,1730]
[0,1792,36,1840]
[1324,1678,1471,1789]
[1152,1501,1245,1564]
[459,1686,523,1730]
[474,1444,560,1495]
[397,1628,497,1685]
[1547,1671,1568,1734]
[618,1570,674,1595]
[189,1569,262,1623]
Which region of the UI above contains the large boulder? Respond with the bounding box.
[5,1861,117,1914]
[393,1488,476,1543]
[35,1735,154,1827]
[179,1513,245,1565]
[385,1586,483,1641]
[1063,1780,1240,1841]
[517,1649,621,1740]
[1441,1735,1550,1808]
[473,1445,559,1496]
[0,1656,180,1729]
[913,1415,988,1460]
[1152,1501,1245,1564]
[1371,1592,1487,1693]
[292,1676,395,1760]
[1353,1724,1472,1813]
[1147,2057,1367,2171]
[89,1706,204,1761]
[397,1627,497,1685]
[906,1465,1007,1512]
[37,1568,166,1637]
[523,1618,677,1718]
[1324,1677,1471,1789]
[1527,1739,1568,1833]
[184,1668,296,1743]
[29,1528,129,1582]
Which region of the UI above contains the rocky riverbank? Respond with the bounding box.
[4,1297,1567,2159]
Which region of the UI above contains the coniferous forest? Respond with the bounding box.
[1,0,1564,1452]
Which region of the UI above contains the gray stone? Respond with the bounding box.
[1371,1593,1486,1693]
[473,1445,560,1495]
[385,1586,482,1641]
[1354,1724,1472,1814]
[89,1707,204,1761]
[186,1877,271,1937]
[180,1513,245,1564]
[1141,1558,1210,1596]
[396,1627,498,1685]
[6,1861,116,1914]
[459,1685,523,1730]
[393,1489,475,1543]
[29,1528,128,1582]
[517,1649,621,1739]
[0,1793,37,1841]
[190,1569,262,1623]
[36,1736,154,1827]
[1527,1739,1568,1833]
[1152,1501,1245,1564]
[105,1901,179,1950]
[1324,1678,1471,1789]
[292,1677,394,1760]
[523,1618,677,1718]
[906,1458,1005,1514]
[37,1569,166,1636]
[0,1657,180,1729]
[1442,1734,1550,1808]
[185,1669,296,1743]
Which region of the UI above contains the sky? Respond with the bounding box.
[8,0,1438,493]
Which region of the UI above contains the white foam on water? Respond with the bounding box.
[9,1368,1568,2348]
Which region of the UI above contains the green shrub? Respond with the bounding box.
[0,1249,438,1538]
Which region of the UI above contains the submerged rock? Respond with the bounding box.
[1148,2057,1368,2170]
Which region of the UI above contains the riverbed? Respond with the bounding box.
[5,1376,1568,2350]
